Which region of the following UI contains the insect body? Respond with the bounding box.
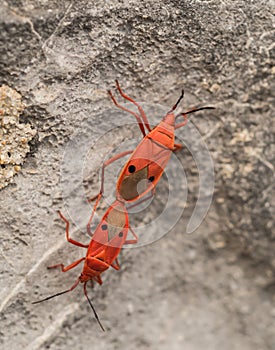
[116,108,178,201]
[33,200,138,331]
[89,81,214,206]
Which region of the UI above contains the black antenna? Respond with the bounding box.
[32,278,105,332]
[83,282,105,332]
[176,106,215,120]
[167,89,185,114]
[32,278,80,304]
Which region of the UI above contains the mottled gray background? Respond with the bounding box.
[0,1,274,349]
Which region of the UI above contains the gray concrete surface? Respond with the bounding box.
[0,1,274,349]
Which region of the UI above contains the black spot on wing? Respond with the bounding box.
[128,165,136,173]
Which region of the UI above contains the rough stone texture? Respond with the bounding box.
[0,1,274,349]
[0,85,37,189]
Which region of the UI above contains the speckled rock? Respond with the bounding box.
[0,85,36,189]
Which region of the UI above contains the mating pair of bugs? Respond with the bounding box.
[33,81,214,331]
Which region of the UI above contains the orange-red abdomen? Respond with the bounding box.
[81,201,129,281]
[117,119,175,201]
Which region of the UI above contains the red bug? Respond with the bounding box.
[32,200,138,331]
[89,80,214,208]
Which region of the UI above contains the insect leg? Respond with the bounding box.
[175,113,188,129]
[58,211,89,248]
[87,150,134,235]
[88,150,134,204]
[93,275,103,285]
[111,258,121,270]
[173,143,183,152]
[108,89,146,136]
[124,227,138,244]
[47,257,85,272]
[87,193,103,236]
[114,80,152,133]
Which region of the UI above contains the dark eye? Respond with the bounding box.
[101,224,107,230]
[128,165,136,173]
[149,176,155,182]
[118,232,123,237]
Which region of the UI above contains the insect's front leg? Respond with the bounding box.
[114,80,152,133]
[48,257,85,272]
